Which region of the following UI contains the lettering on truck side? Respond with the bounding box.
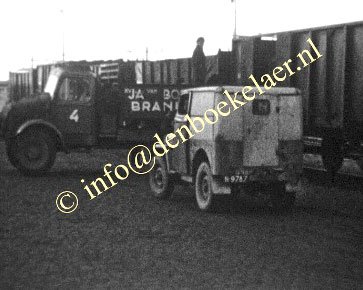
[125,87,180,112]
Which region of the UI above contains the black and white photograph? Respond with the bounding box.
[0,0,362,288]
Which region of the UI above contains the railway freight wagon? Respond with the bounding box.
[232,21,363,173]
[8,50,233,102]
[9,69,37,102]
[97,51,232,86]
[8,61,103,102]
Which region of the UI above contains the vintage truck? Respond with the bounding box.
[0,65,183,175]
[149,86,303,211]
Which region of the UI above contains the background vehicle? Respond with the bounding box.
[149,86,303,211]
[232,21,363,174]
[0,52,233,175]
[0,66,182,175]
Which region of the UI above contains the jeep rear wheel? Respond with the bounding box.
[149,157,174,199]
[357,157,363,172]
[195,162,216,212]
[321,137,343,176]
[9,130,56,176]
[270,182,295,212]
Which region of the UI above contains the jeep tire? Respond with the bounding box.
[195,162,216,212]
[357,157,363,172]
[270,182,295,212]
[149,157,174,199]
[321,137,343,176]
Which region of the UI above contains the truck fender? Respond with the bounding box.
[16,119,66,151]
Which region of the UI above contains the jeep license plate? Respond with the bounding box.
[224,175,248,183]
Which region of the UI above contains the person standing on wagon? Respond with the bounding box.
[192,37,206,86]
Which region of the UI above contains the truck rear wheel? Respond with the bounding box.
[195,162,216,212]
[321,137,343,176]
[9,130,56,176]
[149,157,174,199]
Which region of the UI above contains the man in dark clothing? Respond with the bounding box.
[192,37,206,86]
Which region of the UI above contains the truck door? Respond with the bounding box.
[51,76,96,147]
[243,95,279,166]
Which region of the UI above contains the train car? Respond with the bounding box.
[8,49,233,103]
[9,68,37,102]
[232,21,363,173]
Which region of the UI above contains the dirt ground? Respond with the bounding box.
[0,141,362,289]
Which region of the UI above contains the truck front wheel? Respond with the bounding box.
[8,130,56,176]
[195,162,216,212]
[149,157,174,199]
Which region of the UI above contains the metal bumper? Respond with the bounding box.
[212,167,302,195]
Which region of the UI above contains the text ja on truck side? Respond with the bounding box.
[149,86,303,211]
[0,66,182,175]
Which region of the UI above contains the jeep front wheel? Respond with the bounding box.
[149,157,174,199]
[9,130,56,176]
[195,162,216,212]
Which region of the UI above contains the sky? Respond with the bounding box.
[0,0,362,80]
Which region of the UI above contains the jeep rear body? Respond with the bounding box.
[167,86,303,194]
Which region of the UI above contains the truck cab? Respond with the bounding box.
[0,67,97,175]
[149,86,303,211]
[0,66,179,175]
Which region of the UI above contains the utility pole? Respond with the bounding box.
[146,47,148,61]
[60,9,65,62]
[232,0,237,39]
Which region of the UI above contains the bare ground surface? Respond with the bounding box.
[0,141,362,289]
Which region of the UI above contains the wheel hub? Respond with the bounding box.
[154,168,164,188]
[200,175,209,201]
[26,145,41,160]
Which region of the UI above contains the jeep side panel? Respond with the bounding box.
[188,91,216,175]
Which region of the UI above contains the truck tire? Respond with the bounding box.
[9,130,56,176]
[149,157,174,199]
[195,162,216,212]
[5,140,18,169]
[270,182,295,212]
[321,137,343,176]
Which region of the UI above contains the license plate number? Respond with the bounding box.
[224,175,248,183]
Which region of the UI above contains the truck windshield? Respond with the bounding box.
[44,74,59,98]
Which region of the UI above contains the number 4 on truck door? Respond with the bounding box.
[51,76,96,147]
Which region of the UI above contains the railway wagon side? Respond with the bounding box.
[232,21,363,173]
